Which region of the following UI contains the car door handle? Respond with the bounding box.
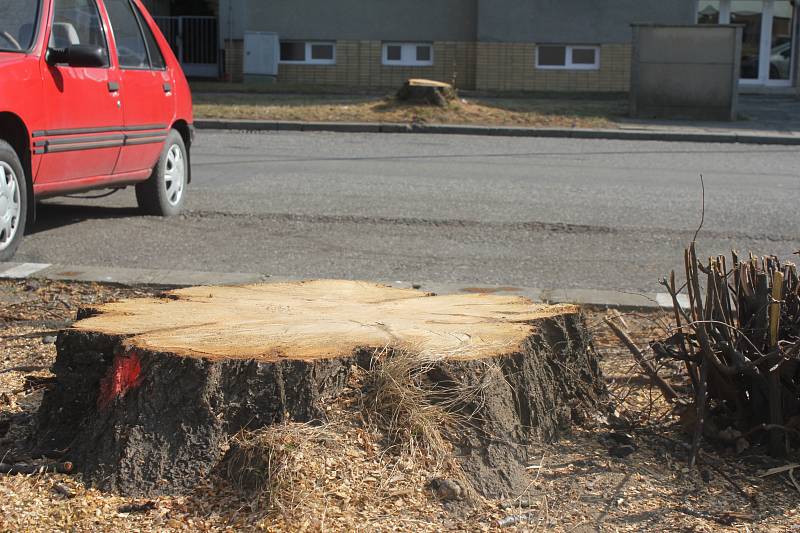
[108,81,119,92]
[163,83,172,93]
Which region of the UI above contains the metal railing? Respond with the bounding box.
[153,16,219,78]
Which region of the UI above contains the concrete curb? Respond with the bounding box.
[195,118,800,145]
[0,261,688,310]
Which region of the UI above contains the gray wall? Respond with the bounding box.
[220,0,246,42]
[221,0,478,42]
[478,0,697,43]
[630,25,740,121]
[219,0,700,47]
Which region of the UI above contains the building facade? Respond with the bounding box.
[215,0,798,93]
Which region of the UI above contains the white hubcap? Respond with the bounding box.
[0,161,21,251]
[164,144,185,206]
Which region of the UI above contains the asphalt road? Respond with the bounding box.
[14,130,800,293]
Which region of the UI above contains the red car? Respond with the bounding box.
[0,0,193,260]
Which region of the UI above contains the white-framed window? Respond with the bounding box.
[535,45,600,70]
[279,41,336,64]
[382,42,434,66]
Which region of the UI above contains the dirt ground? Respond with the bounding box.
[191,89,625,130]
[1,278,798,532]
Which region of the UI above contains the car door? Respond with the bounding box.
[35,0,123,184]
[103,0,173,175]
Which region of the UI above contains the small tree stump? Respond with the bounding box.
[36,280,604,496]
[396,78,456,107]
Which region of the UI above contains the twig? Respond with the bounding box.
[497,511,536,528]
[674,506,738,527]
[117,501,157,514]
[604,317,679,402]
[0,462,73,475]
[768,270,785,457]
[758,463,800,494]
[52,483,75,498]
[500,498,538,509]
[692,174,705,243]
[687,244,710,468]
[757,463,800,477]
[743,423,800,439]
[0,365,50,375]
[609,310,629,330]
[789,468,800,495]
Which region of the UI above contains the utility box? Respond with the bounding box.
[243,31,279,83]
[630,24,742,121]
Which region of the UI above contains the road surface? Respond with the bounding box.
[14,130,800,293]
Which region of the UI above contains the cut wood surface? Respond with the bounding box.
[406,78,452,88]
[396,78,456,107]
[72,280,577,362]
[36,280,603,497]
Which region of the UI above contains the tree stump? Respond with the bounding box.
[396,78,456,107]
[35,280,604,496]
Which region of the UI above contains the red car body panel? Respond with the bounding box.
[0,0,193,199]
[112,68,173,175]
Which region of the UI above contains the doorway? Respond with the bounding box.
[143,0,220,78]
[697,0,797,87]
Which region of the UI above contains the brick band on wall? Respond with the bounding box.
[224,39,245,82]
[275,41,476,89]
[223,40,631,92]
[476,43,631,92]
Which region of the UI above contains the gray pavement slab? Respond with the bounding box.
[195,119,800,145]
[0,261,676,309]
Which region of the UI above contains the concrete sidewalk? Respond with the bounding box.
[0,261,689,310]
[195,117,800,145]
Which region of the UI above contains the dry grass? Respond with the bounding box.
[222,422,341,515]
[214,412,468,531]
[192,91,626,129]
[360,346,454,464]
[358,344,503,467]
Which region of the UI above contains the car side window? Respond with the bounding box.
[132,4,166,69]
[104,0,148,69]
[50,0,109,65]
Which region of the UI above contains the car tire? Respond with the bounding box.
[0,139,27,262]
[136,129,188,216]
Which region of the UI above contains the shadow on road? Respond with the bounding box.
[27,203,141,236]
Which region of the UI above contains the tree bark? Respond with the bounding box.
[36,280,604,496]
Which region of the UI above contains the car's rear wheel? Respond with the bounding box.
[136,129,187,216]
[0,140,27,261]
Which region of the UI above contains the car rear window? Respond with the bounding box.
[133,4,166,69]
[104,0,149,68]
[0,0,41,52]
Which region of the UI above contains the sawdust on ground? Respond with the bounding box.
[1,279,798,532]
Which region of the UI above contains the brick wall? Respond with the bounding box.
[476,43,632,92]
[224,39,244,82]
[224,39,632,92]
[274,41,477,89]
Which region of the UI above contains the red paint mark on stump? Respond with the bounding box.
[98,351,142,409]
